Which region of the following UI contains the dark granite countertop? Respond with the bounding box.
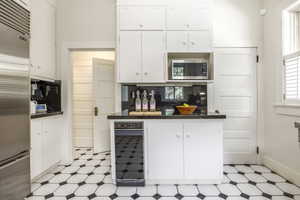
[31,111,64,119]
[107,112,226,120]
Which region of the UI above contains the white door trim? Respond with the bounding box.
[60,41,118,162]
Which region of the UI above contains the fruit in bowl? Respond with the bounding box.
[176,104,197,115]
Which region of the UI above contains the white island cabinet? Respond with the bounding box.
[109,118,224,185]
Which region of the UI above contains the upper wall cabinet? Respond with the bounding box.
[119,6,165,30]
[166,0,211,30]
[118,31,165,83]
[30,0,56,80]
[167,31,212,52]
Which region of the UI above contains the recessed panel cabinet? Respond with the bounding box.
[30,116,63,180]
[147,120,223,183]
[118,31,165,83]
[119,6,165,30]
[30,0,56,80]
[167,31,212,52]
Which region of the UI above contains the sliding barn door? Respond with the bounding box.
[214,48,257,164]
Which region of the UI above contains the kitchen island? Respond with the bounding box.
[108,112,226,185]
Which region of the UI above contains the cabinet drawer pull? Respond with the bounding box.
[144,72,148,75]
[136,72,140,75]
[176,134,181,138]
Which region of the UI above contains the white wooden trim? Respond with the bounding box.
[60,41,116,162]
[263,155,300,186]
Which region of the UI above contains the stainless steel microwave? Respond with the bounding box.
[171,59,209,80]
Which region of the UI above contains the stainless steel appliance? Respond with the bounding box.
[171,58,209,80]
[114,122,145,186]
[0,0,30,58]
[0,1,31,199]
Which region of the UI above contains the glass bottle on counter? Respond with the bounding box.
[135,90,141,112]
[149,90,156,112]
[142,90,148,112]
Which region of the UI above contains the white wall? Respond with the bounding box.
[262,0,300,185]
[56,0,116,161]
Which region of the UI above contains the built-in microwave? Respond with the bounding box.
[171,59,209,80]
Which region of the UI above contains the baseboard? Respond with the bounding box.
[263,156,300,186]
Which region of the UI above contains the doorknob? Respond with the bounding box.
[94,107,99,116]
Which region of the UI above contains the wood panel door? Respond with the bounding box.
[214,48,257,164]
[93,59,115,153]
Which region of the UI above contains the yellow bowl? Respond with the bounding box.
[176,106,197,115]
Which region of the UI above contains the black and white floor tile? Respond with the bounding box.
[26,148,300,200]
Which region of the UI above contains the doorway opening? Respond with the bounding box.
[71,50,115,155]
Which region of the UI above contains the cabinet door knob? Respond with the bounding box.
[186,24,190,28]
[144,72,148,75]
[139,24,143,28]
[37,66,41,69]
[182,42,186,45]
[176,134,181,138]
[191,41,195,45]
[186,134,191,138]
[136,72,140,75]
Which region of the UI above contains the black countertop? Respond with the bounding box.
[31,111,64,119]
[107,112,226,120]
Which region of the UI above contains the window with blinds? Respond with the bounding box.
[283,10,300,103]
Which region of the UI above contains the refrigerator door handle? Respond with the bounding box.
[0,153,29,170]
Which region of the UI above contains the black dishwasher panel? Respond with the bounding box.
[114,122,145,186]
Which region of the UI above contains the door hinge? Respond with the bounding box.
[94,107,98,116]
[256,55,260,63]
[256,146,260,154]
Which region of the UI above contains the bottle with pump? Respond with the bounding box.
[142,90,148,112]
[150,90,156,112]
[135,90,141,112]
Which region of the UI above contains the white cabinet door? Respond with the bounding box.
[183,121,223,181]
[30,0,56,80]
[119,6,165,30]
[119,7,142,30]
[142,31,165,82]
[42,117,62,170]
[188,9,211,30]
[30,120,43,179]
[142,7,165,30]
[167,31,188,52]
[119,31,142,82]
[147,121,183,181]
[188,31,212,52]
[166,6,188,30]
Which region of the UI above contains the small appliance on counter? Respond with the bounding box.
[31,80,62,115]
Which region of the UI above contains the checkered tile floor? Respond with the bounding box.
[26,148,300,200]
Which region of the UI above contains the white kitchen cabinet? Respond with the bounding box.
[119,31,142,82]
[183,121,223,181]
[42,117,62,172]
[147,121,184,181]
[146,120,223,184]
[30,116,63,180]
[30,119,43,179]
[188,31,212,52]
[166,31,188,52]
[119,6,165,30]
[167,31,212,52]
[30,0,56,80]
[166,1,211,30]
[142,31,165,82]
[118,31,165,83]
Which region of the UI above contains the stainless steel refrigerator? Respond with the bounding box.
[0,0,31,199]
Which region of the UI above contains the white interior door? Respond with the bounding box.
[93,59,115,153]
[214,48,257,164]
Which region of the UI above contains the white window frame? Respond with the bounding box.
[282,3,300,105]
